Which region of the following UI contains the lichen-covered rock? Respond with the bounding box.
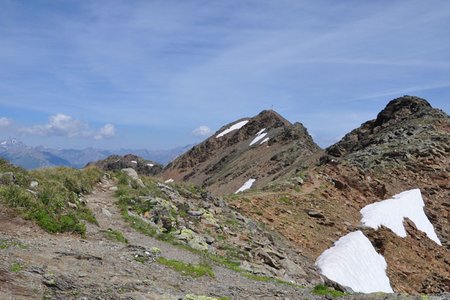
[121,168,145,188]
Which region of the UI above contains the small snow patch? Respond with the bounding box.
[316,231,393,293]
[249,128,268,146]
[235,179,255,194]
[130,160,137,164]
[360,189,441,245]
[164,178,174,183]
[216,120,249,138]
[260,137,270,144]
[146,163,154,167]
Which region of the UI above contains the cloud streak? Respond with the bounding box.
[19,113,115,140]
[0,117,11,128]
[192,126,212,138]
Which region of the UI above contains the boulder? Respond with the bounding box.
[121,168,145,188]
[0,172,15,185]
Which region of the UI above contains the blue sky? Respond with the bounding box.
[0,0,449,150]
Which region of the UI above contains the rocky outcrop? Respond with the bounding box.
[87,154,163,176]
[163,110,322,195]
[326,96,448,161]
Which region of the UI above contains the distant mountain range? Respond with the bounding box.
[0,138,192,169]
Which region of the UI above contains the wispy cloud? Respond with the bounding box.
[19,113,115,140]
[0,117,11,128]
[192,126,212,138]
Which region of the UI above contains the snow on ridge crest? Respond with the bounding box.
[360,189,441,245]
[235,178,255,194]
[316,231,393,293]
[216,120,249,138]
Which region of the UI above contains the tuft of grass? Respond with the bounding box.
[120,208,158,237]
[103,228,128,244]
[0,161,103,236]
[185,295,230,300]
[157,257,214,278]
[133,255,148,264]
[279,196,292,205]
[0,239,27,250]
[313,284,345,297]
[10,262,23,273]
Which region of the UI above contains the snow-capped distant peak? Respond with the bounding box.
[249,128,268,146]
[235,178,255,194]
[216,120,249,138]
[0,138,25,148]
[316,230,393,293]
[360,189,441,245]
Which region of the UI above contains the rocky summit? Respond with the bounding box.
[163,110,322,195]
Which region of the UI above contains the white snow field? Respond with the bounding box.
[360,189,441,245]
[235,178,256,194]
[216,120,249,138]
[316,231,393,293]
[249,128,268,146]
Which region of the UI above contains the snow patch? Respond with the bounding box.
[216,120,249,138]
[164,178,174,183]
[260,137,270,144]
[255,128,266,135]
[360,189,441,245]
[249,128,268,146]
[235,179,255,194]
[316,231,393,293]
[146,163,154,167]
[130,160,137,164]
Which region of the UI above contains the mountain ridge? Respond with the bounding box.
[0,139,192,169]
[163,109,322,195]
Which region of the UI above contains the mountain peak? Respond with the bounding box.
[374,95,433,126]
[0,137,26,148]
[252,109,291,127]
[163,109,321,194]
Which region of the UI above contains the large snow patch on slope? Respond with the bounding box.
[216,120,249,138]
[249,128,268,146]
[360,189,441,245]
[316,231,393,293]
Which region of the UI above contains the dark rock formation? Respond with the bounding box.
[87,154,163,176]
